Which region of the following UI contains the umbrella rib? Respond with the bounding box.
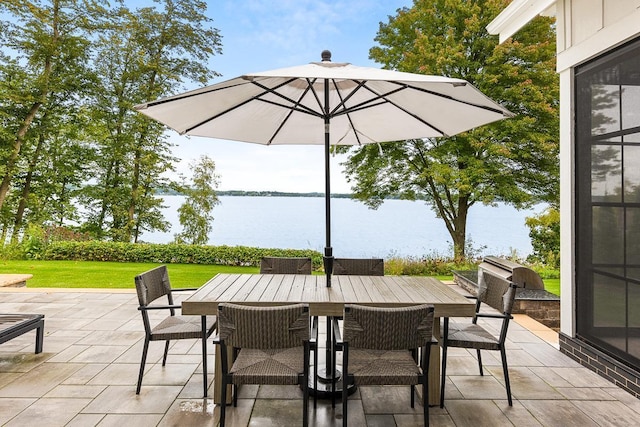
[250,79,323,118]
[184,78,323,135]
[328,79,368,117]
[184,95,261,134]
[266,79,319,145]
[388,81,510,116]
[331,84,448,137]
[330,78,364,146]
[137,80,248,109]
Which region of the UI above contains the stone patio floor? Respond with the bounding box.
[1,285,640,426]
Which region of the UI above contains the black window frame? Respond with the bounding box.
[575,36,640,369]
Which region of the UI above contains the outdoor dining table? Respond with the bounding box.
[181,273,476,406]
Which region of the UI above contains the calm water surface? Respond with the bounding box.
[143,195,543,258]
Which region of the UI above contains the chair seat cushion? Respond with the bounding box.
[348,349,422,385]
[445,320,500,350]
[150,315,216,341]
[230,347,305,385]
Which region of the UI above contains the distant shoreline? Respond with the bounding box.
[156,190,411,200]
[158,190,354,198]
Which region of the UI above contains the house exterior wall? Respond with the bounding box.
[556,0,640,338]
[489,0,640,396]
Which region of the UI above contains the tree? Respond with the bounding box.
[0,0,98,240]
[173,156,220,245]
[342,0,559,259]
[526,206,560,268]
[80,0,221,242]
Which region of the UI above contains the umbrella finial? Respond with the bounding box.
[321,50,331,62]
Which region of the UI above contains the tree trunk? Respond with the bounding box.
[0,0,59,211]
[451,198,470,261]
[128,148,141,243]
[11,133,45,243]
[0,102,43,211]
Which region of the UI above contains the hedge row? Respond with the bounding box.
[43,241,324,268]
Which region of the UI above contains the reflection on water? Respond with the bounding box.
[141,195,541,258]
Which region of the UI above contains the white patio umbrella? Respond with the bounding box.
[135,50,512,286]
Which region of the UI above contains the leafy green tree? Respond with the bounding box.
[0,0,98,240]
[526,206,560,268]
[173,156,220,245]
[343,0,559,259]
[80,0,221,242]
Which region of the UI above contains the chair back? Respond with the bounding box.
[134,265,172,307]
[333,258,384,276]
[260,257,312,274]
[218,303,310,349]
[478,272,517,315]
[343,304,434,351]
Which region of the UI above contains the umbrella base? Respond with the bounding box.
[306,365,357,398]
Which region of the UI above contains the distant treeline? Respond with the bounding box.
[157,189,354,198]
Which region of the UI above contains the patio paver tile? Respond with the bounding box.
[4,397,92,427]
[444,400,514,427]
[519,399,600,426]
[2,287,640,426]
[82,384,182,414]
[0,397,36,425]
[0,362,84,398]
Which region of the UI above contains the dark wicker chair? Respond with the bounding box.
[134,265,217,397]
[333,257,384,276]
[260,256,312,274]
[325,257,385,402]
[214,303,314,427]
[259,255,318,404]
[336,304,436,427]
[440,273,518,407]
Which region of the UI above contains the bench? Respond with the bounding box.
[0,274,32,288]
[0,314,45,353]
[453,256,560,331]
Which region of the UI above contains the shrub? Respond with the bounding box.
[42,241,324,269]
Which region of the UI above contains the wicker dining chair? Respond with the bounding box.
[325,257,385,402]
[134,265,217,397]
[259,255,319,404]
[260,256,312,274]
[214,303,315,427]
[335,304,437,427]
[333,257,384,276]
[440,273,518,407]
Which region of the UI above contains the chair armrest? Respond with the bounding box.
[475,312,513,320]
[465,295,478,300]
[138,304,182,311]
[171,288,199,292]
[211,335,222,345]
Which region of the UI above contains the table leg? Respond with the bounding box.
[428,317,441,406]
[213,346,233,405]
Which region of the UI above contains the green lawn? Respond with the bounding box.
[0,260,258,289]
[0,260,561,295]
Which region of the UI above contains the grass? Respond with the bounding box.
[0,260,561,295]
[543,278,560,296]
[0,260,258,289]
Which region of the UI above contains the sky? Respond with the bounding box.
[163,0,413,193]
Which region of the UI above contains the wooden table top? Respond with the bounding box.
[182,274,475,318]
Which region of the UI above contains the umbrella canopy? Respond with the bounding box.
[135,51,512,285]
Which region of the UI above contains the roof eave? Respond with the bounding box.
[487,0,557,44]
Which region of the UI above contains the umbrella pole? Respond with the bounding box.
[322,78,334,288]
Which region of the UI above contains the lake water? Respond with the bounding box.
[142,195,543,259]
